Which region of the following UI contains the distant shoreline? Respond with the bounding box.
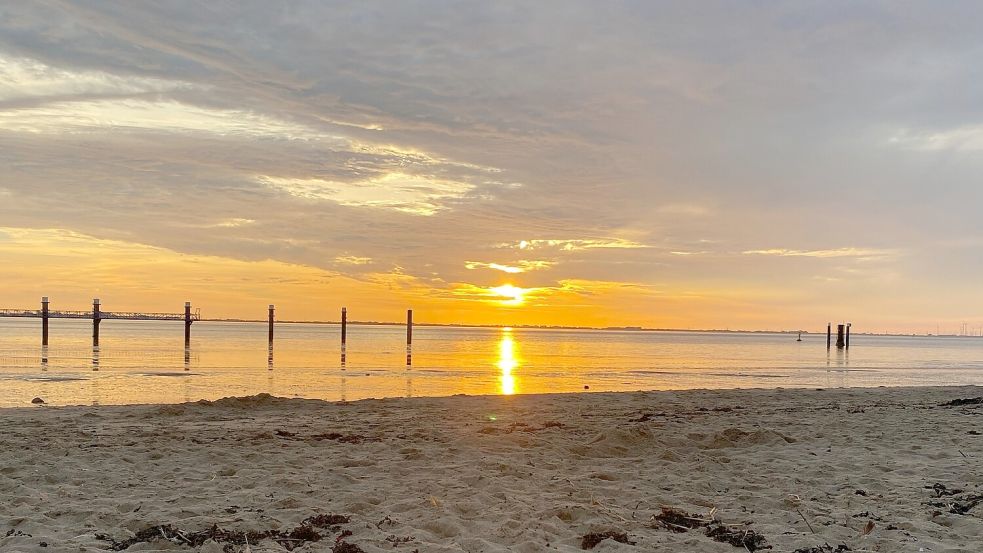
[196,319,980,339]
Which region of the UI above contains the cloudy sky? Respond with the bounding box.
[1,1,982,332]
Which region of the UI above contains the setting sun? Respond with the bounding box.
[489,284,529,306]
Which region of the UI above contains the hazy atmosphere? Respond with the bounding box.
[2,1,982,332]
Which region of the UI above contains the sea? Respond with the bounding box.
[1,318,981,407]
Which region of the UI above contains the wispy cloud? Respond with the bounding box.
[335,255,373,265]
[889,126,983,152]
[259,173,476,216]
[742,248,897,259]
[464,260,556,273]
[0,54,197,102]
[499,239,649,251]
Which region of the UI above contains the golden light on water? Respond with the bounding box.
[497,329,518,395]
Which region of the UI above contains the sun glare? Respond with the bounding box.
[489,284,527,305]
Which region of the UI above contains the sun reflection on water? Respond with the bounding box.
[497,328,519,395]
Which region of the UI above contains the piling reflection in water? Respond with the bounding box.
[41,344,48,371]
[498,328,518,395]
[267,344,274,370]
[91,345,100,371]
[406,344,412,367]
[184,346,191,371]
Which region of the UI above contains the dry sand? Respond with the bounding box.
[1,386,981,553]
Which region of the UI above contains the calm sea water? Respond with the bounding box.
[1,318,982,407]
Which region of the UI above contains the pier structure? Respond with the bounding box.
[0,298,200,346]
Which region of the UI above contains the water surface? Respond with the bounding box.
[1,319,981,406]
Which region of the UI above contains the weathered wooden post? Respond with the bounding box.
[268,304,274,370]
[846,322,851,349]
[341,307,347,367]
[836,324,845,348]
[341,307,347,346]
[406,309,413,367]
[827,323,831,349]
[41,296,49,346]
[184,301,192,348]
[406,309,413,345]
[92,298,101,347]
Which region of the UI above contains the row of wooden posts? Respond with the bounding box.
[35,298,414,349]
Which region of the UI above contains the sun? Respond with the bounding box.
[489,284,527,305]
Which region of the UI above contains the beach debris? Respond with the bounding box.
[652,506,710,532]
[793,545,851,553]
[705,522,769,551]
[854,489,867,496]
[332,541,366,553]
[311,432,376,444]
[652,506,769,550]
[860,521,875,536]
[927,483,963,497]
[924,483,982,515]
[477,421,565,435]
[31,397,45,404]
[376,515,396,528]
[270,430,377,444]
[580,530,635,549]
[303,514,351,527]
[939,397,983,407]
[95,512,352,551]
[385,534,415,546]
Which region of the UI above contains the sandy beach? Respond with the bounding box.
[1,386,981,553]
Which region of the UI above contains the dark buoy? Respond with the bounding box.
[31,397,45,404]
[584,385,590,390]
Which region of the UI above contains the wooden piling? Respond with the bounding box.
[268,304,274,344]
[836,324,845,348]
[846,323,851,349]
[827,323,831,349]
[341,307,347,345]
[184,301,192,348]
[406,309,413,367]
[92,298,101,347]
[41,297,49,346]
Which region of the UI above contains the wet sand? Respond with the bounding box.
[1,386,981,552]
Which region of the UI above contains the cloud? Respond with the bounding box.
[0,54,196,102]
[742,248,897,259]
[335,255,372,265]
[499,239,649,251]
[259,173,476,216]
[889,126,983,152]
[464,260,556,273]
[207,218,256,228]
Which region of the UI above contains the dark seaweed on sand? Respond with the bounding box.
[96,513,352,552]
[580,530,635,549]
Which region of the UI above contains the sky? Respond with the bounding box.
[1,1,982,333]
